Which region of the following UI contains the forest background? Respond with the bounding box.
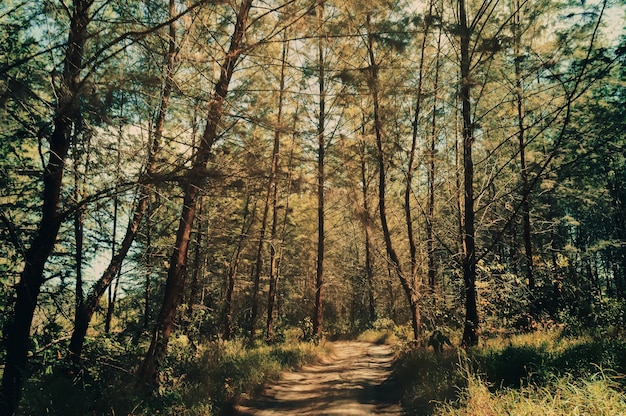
[0,0,625,414]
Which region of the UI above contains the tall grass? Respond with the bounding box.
[437,372,626,416]
[20,331,326,415]
[396,329,626,415]
[138,334,328,415]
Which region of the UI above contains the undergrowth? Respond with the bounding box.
[20,330,326,415]
[396,329,626,415]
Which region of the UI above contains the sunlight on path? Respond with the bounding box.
[235,341,405,416]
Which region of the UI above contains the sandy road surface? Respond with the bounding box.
[235,341,405,415]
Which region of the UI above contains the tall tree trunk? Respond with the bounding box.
[144,199,153,330]
[72,122,90,339]
[427,22,442,292]
[459,0,479,347]
[367,15,421,342]
[406,0,433,283]
[513,0,534,291]
[67,0,176,362]
[358,138,376,324]
[313,1,326,338]
[105,126,122,334]
[250,167,272,342]
[137,0,253,384]
[0,1,92,413]
[266,36,288,343]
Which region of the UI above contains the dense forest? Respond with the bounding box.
[1,0,625,414]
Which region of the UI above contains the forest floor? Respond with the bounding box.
[235,341,405,415]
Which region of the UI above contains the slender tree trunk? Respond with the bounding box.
[406,0,433,283]
[137,0,253,384]
[427,23,442,292]
[313,1,326,338]
[144,199,153,330]
[513,0,534,290]
[250,171,272,342]
[0,1,92,413]
[359,139,376,324]
[459,0,479,347]
[105,128,122,334]
[72,124,89,338]
[221,197,254,340]
[187,196,205,320]
[67,0,176,362]
[266,36,288,342]
[367,15,421,342]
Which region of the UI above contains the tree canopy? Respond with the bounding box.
[0,0,625,413]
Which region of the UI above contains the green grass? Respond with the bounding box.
[20,331,327,416]
[437,372,626,416]
[396,329,626,415]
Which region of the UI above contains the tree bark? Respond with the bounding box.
[250,166,272,342]
[137,0,253,384]
[0,1,92,413]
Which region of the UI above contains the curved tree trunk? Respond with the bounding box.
[137,0,253,384]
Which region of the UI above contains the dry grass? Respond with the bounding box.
[397,329,626,415]
[437,372,626,416]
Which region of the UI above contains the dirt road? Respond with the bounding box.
[235,341,405,415]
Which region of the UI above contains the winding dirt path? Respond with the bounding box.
[235,341,405,415]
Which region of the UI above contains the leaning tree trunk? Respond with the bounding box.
[137,0,253,384]
[67,0,177,363]
[367,15,421,342]
[0,1,91,413]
